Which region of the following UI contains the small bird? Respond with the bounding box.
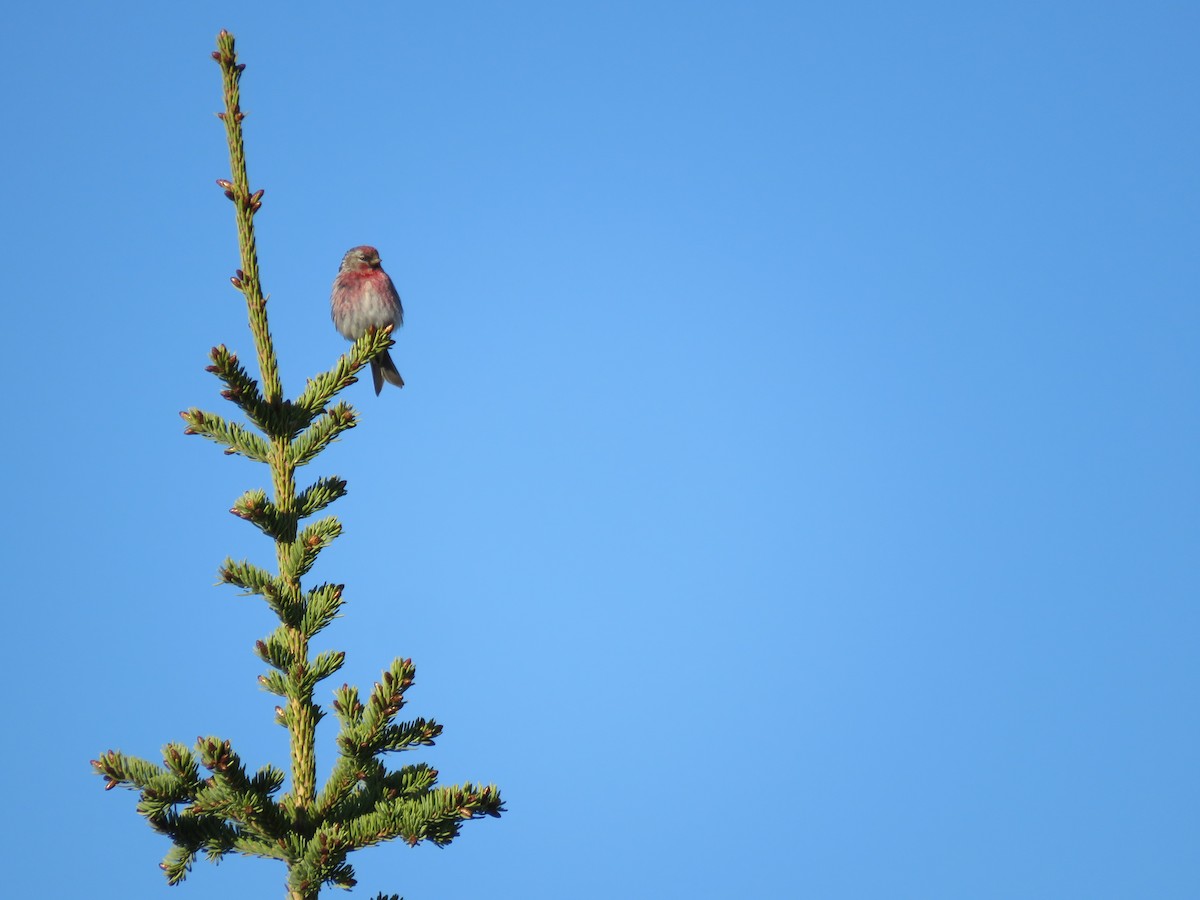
[330,245,405,394]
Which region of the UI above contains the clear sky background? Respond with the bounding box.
[3,3,1196,898]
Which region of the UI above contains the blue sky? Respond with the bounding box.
[3,3,1197,898]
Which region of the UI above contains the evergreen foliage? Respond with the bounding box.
[92,31,503,900]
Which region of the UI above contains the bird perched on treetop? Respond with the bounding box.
[330,245,405,394]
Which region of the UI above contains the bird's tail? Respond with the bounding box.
[372,349,405,395]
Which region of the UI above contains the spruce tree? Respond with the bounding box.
[92,31,503,900]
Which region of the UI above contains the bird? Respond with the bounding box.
[330,245,405,394]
